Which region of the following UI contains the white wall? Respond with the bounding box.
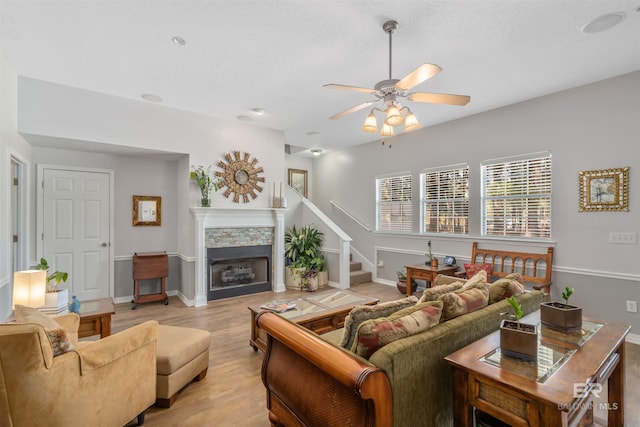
[17,77,287,259]
[0,50,33,320]
[313,71,640,331]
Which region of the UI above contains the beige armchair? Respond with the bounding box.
[0,313,157,427]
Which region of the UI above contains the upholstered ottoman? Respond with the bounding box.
[156,324,210,408]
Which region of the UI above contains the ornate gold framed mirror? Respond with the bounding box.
[216,151,265,203]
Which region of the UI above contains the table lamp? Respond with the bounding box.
[12,270,47,309]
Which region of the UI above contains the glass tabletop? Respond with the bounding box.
[305,290,366,308]
[480,339,576,383]
[278,299,326,319]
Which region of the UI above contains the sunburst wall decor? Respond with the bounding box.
[215,151,265,203]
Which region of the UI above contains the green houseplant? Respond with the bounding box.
[395,269,416,294]
[35,257,68,293]
[284,225,325,291]
[540,286,582,332]
[35,257,70,310]
[190,165,223,207]
[500,296,537,360]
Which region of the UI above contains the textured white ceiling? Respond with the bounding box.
[1,0,639,155]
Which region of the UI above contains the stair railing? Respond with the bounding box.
[329,200,372,232]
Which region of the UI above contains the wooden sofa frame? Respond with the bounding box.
[257,311,393,427]
[463,241,554,299]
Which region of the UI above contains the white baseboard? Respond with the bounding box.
[626,332,640,345]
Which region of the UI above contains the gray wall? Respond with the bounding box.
[312,71,640,332]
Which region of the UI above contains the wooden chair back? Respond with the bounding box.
[469,242,554,298]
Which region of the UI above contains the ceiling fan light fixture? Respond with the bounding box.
[380,123,395,137]
[362,111,378,132]
[404,109,420,131]
[384,105,404,127]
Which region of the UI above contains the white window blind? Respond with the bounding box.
[421,165,469,234]
[376,174,412,232]
[482,153,552,238]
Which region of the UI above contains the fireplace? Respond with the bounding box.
[191,207,286,307]
[207,245,271,300]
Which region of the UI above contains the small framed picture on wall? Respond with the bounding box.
[132,195,162,226]
[288,168,308,198]
[578,167,629,212]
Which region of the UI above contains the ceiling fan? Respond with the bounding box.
[324,20,470,136]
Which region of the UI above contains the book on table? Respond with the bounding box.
[260,300,297,313]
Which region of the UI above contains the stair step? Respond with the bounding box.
[349,261,362,272]
[350,270,372,285]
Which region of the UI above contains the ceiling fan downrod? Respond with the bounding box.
[383,20,398,80]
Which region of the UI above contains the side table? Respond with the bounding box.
[78,297,116,338]
[444,311,629,427]
[404,264,457,296]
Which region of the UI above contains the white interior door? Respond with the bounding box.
[41,167,111,301]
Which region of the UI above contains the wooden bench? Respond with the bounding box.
[460,242,554,299]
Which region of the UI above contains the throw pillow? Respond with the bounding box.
[14,305,76,356]
[338,296,418,350]
[488,277,525,304]
[460,270,488,289]
[463,263,493,281]
[418,281,465,303]
[438,284,489,321]
[354,300,443,358]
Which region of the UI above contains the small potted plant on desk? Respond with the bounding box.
[500,296,538,361]
[540,286,582,332]
[35,257,69,311]
[426,240,438,268]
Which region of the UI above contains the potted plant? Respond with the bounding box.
[35,257,69,310]
[540,286,582,332]
[500,296,538,361]
[395,269,416,294]
[190,165,223,207]
[284,225,325,289]
[307,255,329,288]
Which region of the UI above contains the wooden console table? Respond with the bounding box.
[249,289,378,352]
[78,297,115,339]
[444,311,629,427]
[404,263,457,296]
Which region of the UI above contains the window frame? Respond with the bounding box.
[481,152,552,239]
[375,172,413,233]
[420,164,469,235]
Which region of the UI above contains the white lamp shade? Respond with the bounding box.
[12,270,47,308]
[384,105,404,127]
[404,111,420,131]
[380,123,395,137]
[362,112,378,133]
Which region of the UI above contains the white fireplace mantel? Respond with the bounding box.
[191,207,286,306]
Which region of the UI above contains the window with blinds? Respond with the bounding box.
[420,165,469,234]
[482,153,552,238]
[376,174,412,232]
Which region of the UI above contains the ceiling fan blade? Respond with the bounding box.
[329,100,378,120]
[408,92,471,106]
[395,64,442,91]
[323,84,378,95]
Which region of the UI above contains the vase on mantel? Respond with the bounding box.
[201,197,211,207]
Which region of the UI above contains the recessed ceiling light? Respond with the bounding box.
[172,36,187,46]
[237,115,253,122]
[582,12,626,34]
[141,93,162,102]
[306,131,320,137]
[251,108,266,115]
[310,149,322,156]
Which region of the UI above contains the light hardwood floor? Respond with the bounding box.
[113,282,640,427]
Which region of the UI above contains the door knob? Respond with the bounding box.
[100,242,108,247]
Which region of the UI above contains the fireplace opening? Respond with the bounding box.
[207,245,271,300]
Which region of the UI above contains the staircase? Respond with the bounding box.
[349,255,372,285]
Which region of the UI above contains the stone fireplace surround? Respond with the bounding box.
[191,207,286,307]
